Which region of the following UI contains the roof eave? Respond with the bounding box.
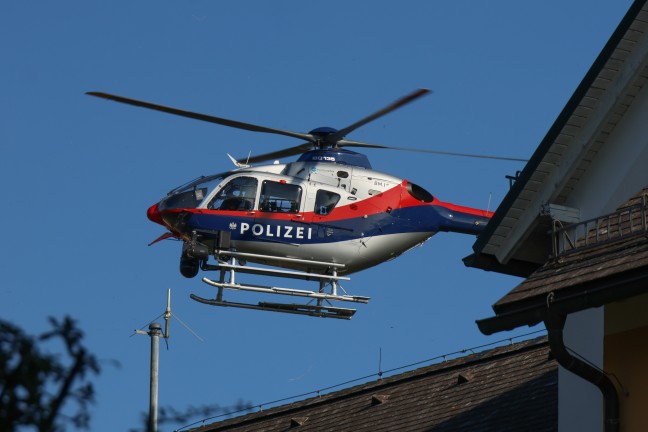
[476,266,648,335]
[469,0,648,272]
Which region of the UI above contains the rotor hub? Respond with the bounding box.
[308,127,340,147]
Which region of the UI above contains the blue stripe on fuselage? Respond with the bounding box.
[185,205,449,245]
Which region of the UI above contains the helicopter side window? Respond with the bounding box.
[260,181,302,213]
[208,176,258,211]
[314,190,341,215]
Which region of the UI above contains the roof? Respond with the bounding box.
[477,190,648,335]
[465,0,648,277]
[190,337,556,432]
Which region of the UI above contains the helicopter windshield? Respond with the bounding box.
[158,173,227,211]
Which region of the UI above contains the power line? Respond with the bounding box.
[174,329,546,431]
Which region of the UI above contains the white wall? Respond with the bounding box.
[556,53,648,432]
[568,74,648,218]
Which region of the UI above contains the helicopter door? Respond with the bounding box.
[308,187,346,241]
[256,179,310,243]
[207,176,258,213]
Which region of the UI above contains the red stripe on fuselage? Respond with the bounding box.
[149,180,492,227]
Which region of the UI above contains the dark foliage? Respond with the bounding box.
[0,316,101,431]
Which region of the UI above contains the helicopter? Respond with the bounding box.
[87,89,525,319]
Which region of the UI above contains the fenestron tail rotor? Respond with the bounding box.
[86,89,527,164]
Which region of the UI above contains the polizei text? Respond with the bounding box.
[239,222,313,240]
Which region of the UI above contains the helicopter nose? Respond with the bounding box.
[147,203,189,232]
[147,203,165,226]
[148,205,192,234]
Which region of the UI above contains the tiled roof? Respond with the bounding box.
[190,337,556,432]
[478,189,648,334]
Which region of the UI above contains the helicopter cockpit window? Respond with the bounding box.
[260,180,302,213]
[314,190,341,215]
[158,174,226,211]
[208,176,258,211]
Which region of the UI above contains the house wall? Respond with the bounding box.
[568,74,648,217]
[559,41,648,432]
[605,294,648,432]
[561,308,604,432]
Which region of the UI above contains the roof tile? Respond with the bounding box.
[190,337,556,432]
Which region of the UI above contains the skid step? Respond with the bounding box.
[203,262,351,282]
[214,250,346,269]
[190,294,357,319]
[202,277,370,303]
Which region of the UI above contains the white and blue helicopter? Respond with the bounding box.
[88,89,523,319]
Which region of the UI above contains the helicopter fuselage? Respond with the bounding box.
[147,149,492,278]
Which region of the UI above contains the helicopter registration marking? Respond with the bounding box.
[239,222,313,240]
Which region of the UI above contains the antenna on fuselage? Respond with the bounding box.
[227,153,249,168]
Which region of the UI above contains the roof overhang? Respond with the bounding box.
[466,1,648,277]
[477,264,648,335]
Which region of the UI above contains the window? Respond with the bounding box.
[260,181,302,213]
[208,176,258,211]
[159,173,226,211]
[315,190,341,215]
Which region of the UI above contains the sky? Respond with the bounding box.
[1,1,634,430]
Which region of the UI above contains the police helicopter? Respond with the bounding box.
[87,89,525,319]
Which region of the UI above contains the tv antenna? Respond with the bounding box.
[134,289,202,432]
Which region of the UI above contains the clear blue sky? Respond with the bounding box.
[1,1,632,430]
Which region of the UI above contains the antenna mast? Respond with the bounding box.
[148,322,162,432]
[136,289,172,432]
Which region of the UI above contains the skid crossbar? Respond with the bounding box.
[202,278,369,303]
[191,251,369,319]
[206,262,351,282]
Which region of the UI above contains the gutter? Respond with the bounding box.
[544,300,619,432]
[475,268,648,431]
[477,266,648,335]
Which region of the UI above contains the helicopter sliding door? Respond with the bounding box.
[258,180,302,213]
[251,179,312,248]
[307,187,345,241]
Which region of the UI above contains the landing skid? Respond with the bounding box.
[191,250,369,320]
[189,297,358,319]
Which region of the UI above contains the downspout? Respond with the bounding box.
[544,296,619,432]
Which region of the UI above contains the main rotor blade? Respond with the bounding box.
[237,142,315,165]
[337,139,528,162]
[86,92,316,143]
[329,88,432,142]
